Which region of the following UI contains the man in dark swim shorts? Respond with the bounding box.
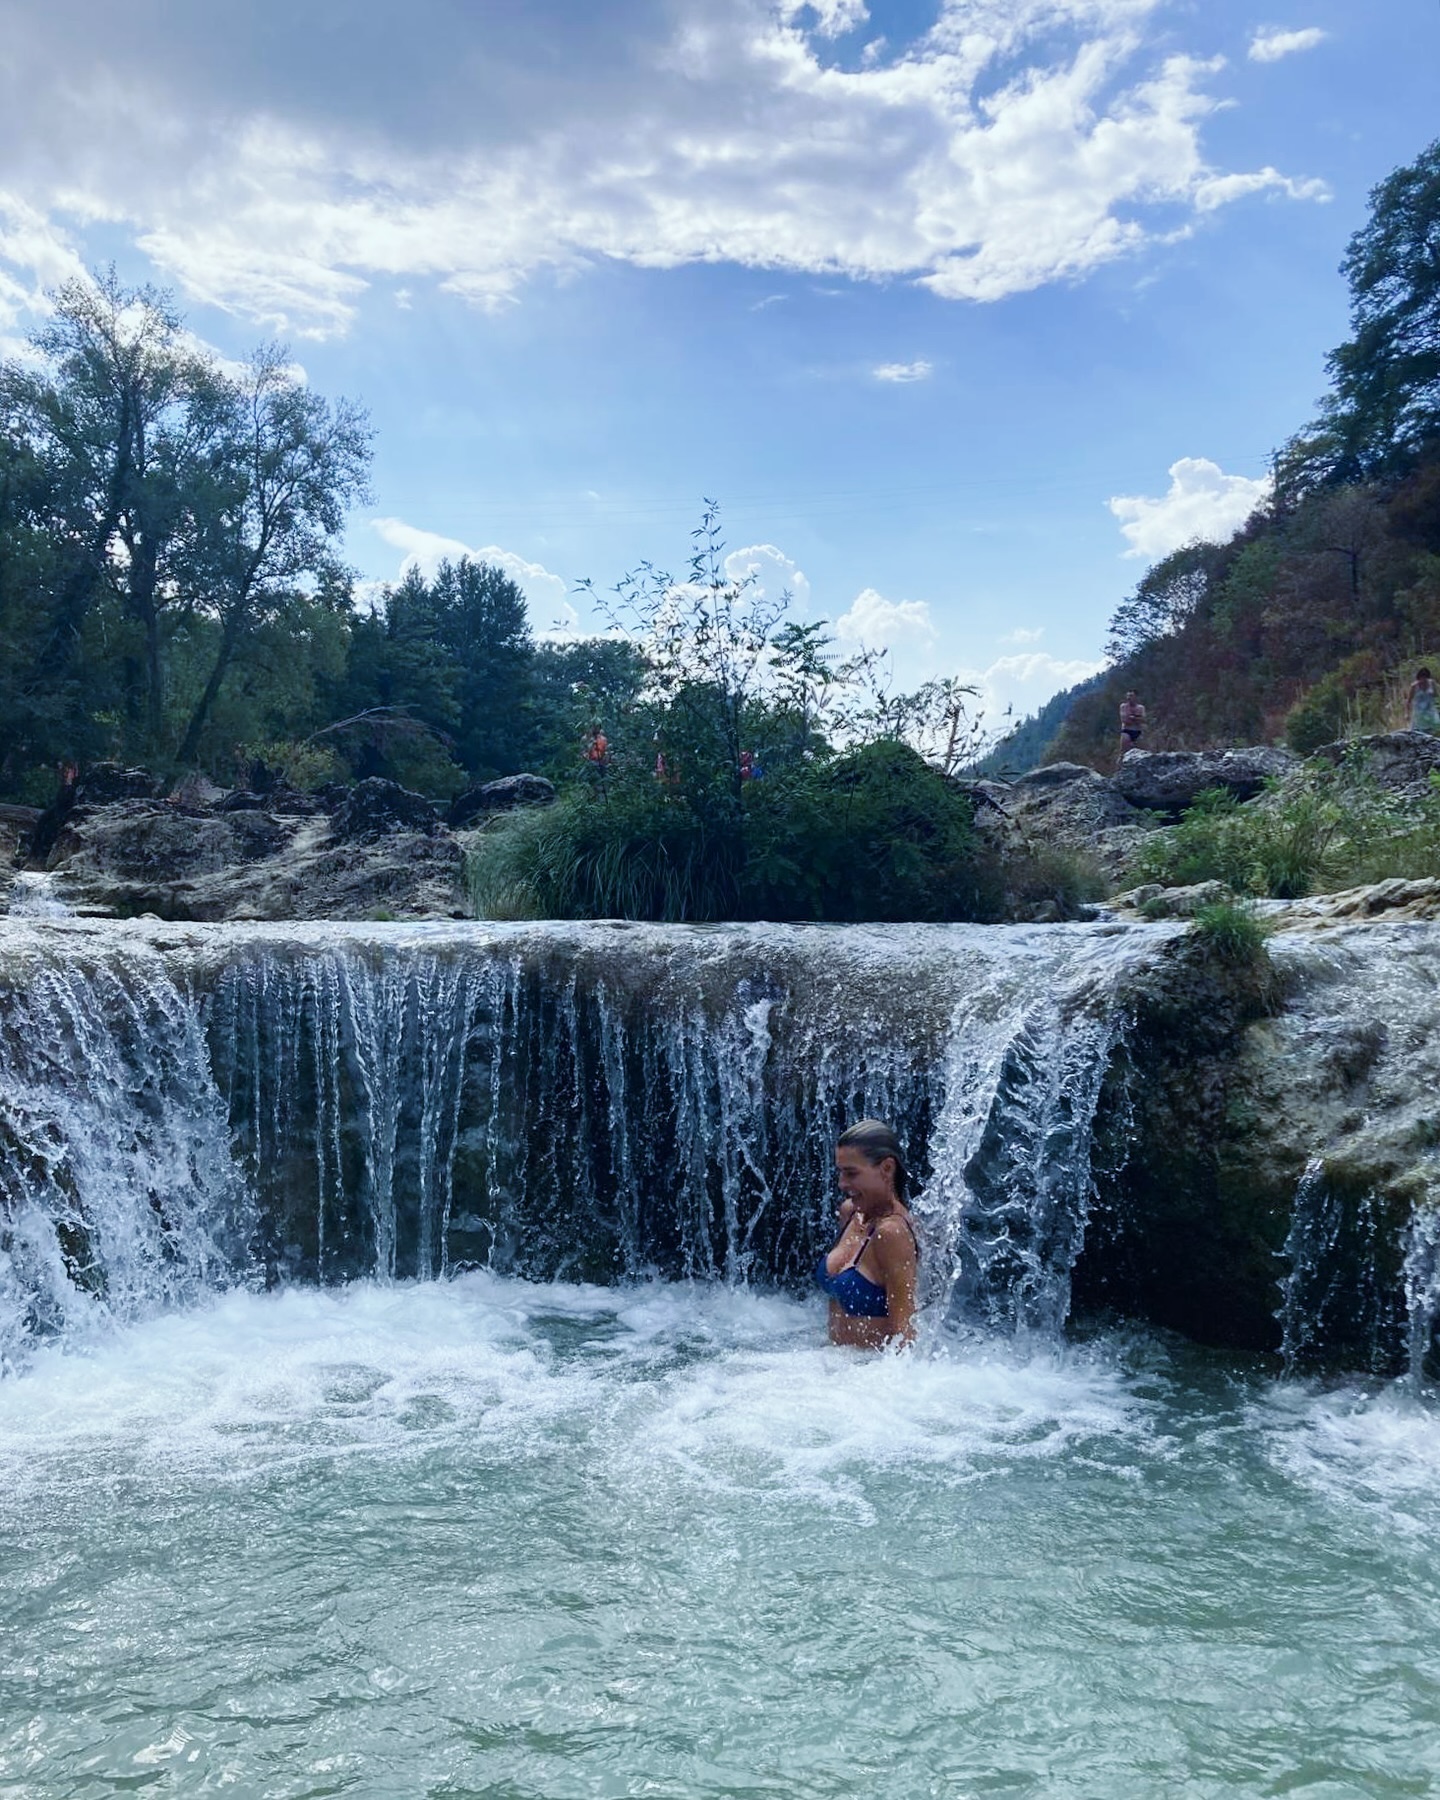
[1118,690,1146,763]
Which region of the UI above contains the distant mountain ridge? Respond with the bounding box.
[971,671,1107,776]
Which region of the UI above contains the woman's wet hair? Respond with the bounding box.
[837,1118,908,1197]
[1419,667,1433,681]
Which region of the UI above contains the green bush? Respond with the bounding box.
[1135,763,1440,899]
[469,779,743,922]
[468,740,993,923]
[1134,782,1347,898]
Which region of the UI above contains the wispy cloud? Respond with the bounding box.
[1107,457,1271,560]
[873,359,934,384]
[0,0,1328,337]
[1248,26,1327,63]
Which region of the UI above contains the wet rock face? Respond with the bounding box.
[74,763,165,805]
[1078,911,1440,1369]
[447,774,556,827]
[1111,746,1297,816]
[44,802,466,921]
[327,778,439,842]
[1311,730,1440,795]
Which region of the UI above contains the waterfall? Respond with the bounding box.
[1278,1158,1404,1374]
[0,918,1161,1364]
[0,930,250,1372]
[6,873,73,919]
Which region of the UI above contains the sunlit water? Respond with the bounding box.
[3,1279,1439,1798]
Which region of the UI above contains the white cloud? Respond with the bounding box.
[1107,456,1271,560]
[724,543,813,611]
[834,586,936,647]
[0,1,1327,337]
[370,516,572,624]
[1194,168,1329,210]
[873,359,933,383]
[1000,626,1045,644]
[1248,26,1327,63]
[0,192,89,356]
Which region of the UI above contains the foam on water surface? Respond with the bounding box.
[0,1276,1152,1504]
[4,1281,1440,1798]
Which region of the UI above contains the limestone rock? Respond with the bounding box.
[1111,746,1297,815]
[1310,730,1440,795]
[447,774,556,826]
[44,801,466,921]
[327,778,439,842]
[75,763,165,805]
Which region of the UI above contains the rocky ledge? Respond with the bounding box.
[11,771,551,922]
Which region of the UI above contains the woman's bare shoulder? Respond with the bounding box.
[871,1214,918,1260]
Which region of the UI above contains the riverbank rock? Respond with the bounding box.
[1076,900,1440,1369]
[327,778,439,841]
[43,800,466,921]
[1111,746,1297,815]
[447,774,556,826]
[970,761,1155,887]
[1310,729,1440,794]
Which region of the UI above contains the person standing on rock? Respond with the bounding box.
[1118,691,1146,763]
[1408,668,1439,734]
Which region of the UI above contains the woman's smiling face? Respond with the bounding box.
[835,1144,896,1211]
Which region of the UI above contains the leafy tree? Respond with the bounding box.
[428,556,535,777]
[1283,138,1440,490]
[529,637,649,774]
[176,346,371,765]
[1106,540,1231,662]
[2,272,230,746]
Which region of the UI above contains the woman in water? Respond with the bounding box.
[815,1119,919,1348]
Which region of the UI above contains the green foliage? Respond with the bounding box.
[1135,783,1346,898]
[1189,899,1273,967]
[1321,139,1440,482]
[469,741,990,924]
[1106,541,1234,663]
[740,741,981,923]
[1136,764,1440,899]
[993,841,1109,919]
[0,270,371,791]
[469,780,742,922]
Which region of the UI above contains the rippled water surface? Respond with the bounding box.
[3,1278,1439,1798]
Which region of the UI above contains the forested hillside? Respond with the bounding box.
[1046,139,1440,770]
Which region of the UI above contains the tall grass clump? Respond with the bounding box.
[1189,898,1273,966]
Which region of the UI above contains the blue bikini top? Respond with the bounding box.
[814,1216,919,1319]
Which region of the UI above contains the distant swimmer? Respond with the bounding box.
[814,1119,919,1349]
[1118,690,1146,762]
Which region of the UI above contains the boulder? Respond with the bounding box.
[75,763,164,805]
[447,774,556,827]
[1012,760,1102,789]
[1112,747,1296,815]
[328,778,438,842]
[1310,730,1440,794]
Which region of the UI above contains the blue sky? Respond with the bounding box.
[1,0,1436,726]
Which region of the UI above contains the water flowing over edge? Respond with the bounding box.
[0,919,1163,1370]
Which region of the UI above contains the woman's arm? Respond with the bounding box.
[871,1218,918,1346]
